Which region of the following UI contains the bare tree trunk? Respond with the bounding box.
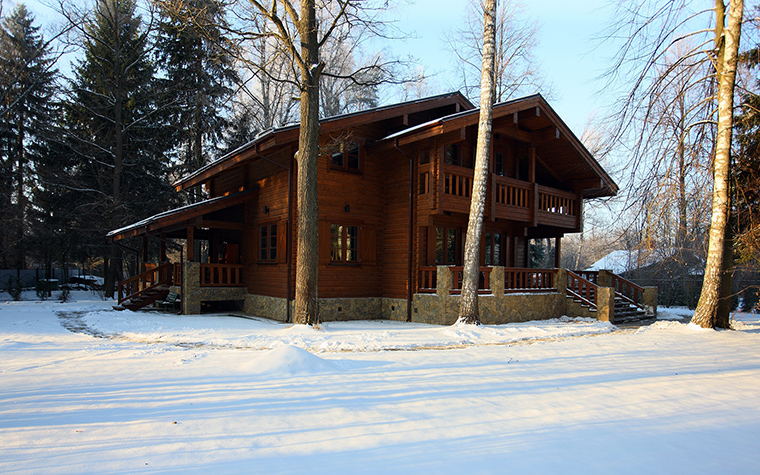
[293,0,322,325]
[458,0,497,325]
[692,0,742,328]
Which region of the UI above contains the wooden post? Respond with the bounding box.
[555,236,562,268]
[160,233,167,262]
[141,235,148,273]
[187,226,195,262]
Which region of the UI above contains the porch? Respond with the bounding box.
[412,266,657,325]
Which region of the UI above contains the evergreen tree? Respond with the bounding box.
[0,4,57,269]
[63,0,176,296]
[155,0,237,198]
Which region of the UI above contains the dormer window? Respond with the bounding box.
[331,141,361,171]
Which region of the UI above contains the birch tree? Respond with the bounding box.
[458,0,497,325]
[691,0,743,328]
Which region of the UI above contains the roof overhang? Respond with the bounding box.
[173,92,475,192]
[377,94,618,198]
[107,188,257,241]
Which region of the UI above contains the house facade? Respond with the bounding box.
[109,92,656,324]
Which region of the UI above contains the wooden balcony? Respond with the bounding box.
[420,164,579,229]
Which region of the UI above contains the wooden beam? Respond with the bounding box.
[533,126,560,143]
[492,123,532,143]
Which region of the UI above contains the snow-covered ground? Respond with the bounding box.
[2,292,759,474]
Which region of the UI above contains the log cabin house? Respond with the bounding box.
[108,92,657,324]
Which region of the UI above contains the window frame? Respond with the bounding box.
[330,223,360,264]
[330,140,362,173]
[258,223,278,263]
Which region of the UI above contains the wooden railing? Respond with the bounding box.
[118,262,176,304]
[418,266,437,293]
[449,266,491,294]
[574,270,598,284]
[200,263,244,287]
[504,268,557,292]
[566,270,598,310]
[493,176,531,207]
[609,272,644,309]
[442,165,473,198]
[537,186,576,216]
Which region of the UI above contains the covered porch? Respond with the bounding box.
[107,189,255,313]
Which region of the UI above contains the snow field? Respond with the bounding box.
[1,295,759,474]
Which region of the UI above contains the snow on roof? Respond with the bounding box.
[585,250,661,274]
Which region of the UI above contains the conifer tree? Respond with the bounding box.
[0,4,57,269]
[63,0,176,296]
[155,0,238,196]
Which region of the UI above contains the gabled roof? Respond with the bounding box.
[174,92,474,191]
[378,94,617,198]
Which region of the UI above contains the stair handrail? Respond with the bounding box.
[118,262,174,304]
[607,271,645,309]
[566,270,598,310]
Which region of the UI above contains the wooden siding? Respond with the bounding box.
[318,133,385,299]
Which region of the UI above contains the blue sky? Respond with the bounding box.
[18,0,617,134]
[391,0,618,133]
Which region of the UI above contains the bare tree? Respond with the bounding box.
[692,0,744,328]
[445,0,549,103]
[603,0,745,328]
[458,0,497,325]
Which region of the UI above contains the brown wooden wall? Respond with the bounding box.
[317,133,385,299]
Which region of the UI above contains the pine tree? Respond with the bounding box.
[155,0,238,197]
[0,4,57,269]
[63,0,176,296]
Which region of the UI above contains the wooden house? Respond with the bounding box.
[109,92,656,324]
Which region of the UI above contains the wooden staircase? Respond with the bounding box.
[114,263,180,312]
[116,285,170,311]
[566,270,654,325]
[612,296,652,324]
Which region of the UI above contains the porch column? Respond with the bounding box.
[141,235,148,273]
[554,237,562,268]
[160,233,167,262]
[181,261,201,315]
[187,226,195,262]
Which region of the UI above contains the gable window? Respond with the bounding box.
[493,152,505,177]
[331,224,359,262]
[444,143,460,166]
[331,141,361,171]
[259,224,278,262]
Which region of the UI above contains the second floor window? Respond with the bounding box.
[331,141,360,171]
[444,143,460,166]
[494,152,505,176]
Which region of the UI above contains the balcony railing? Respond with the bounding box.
[200,263,245,287]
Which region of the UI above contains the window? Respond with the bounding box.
[444,143,460,166]
[435,227,459,265]
[259,224,278,262]
[494,152,505,177]
[330,224,359,262]
[331,141,361,171]
[419,150,430,164]
[484,232,503,266]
